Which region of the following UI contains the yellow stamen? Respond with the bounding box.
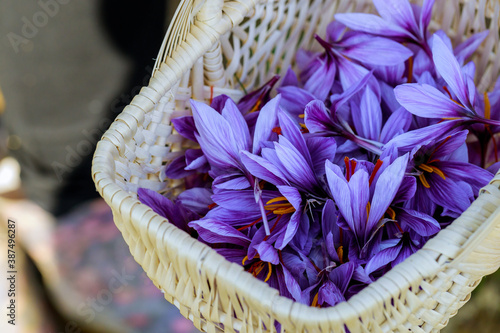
[298,114,305,119]
[266,196,288,205]
[419,173,431,188]
[419,163,434,173]
[264,263,272,282]
[242,256,249,266]
[429,165,446,180]
[442,117,462,120]
[337,246,344,264]
[300,123,308,129]
[272,206,296,215]
[386,207,396,220]
[484,91,491,120]
[250,99,262,113]
[366,202,371,220]
[311,292,320,307]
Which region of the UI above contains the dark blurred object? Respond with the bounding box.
[0,0,166,216]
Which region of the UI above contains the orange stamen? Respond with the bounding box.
[419,163,434,173]
[369,159,383,186]
[429,165,446,180]
[209,86,214,105]
[407,56,414,83]
[484,92,491,120]
[337,245,344,264]
[264,263,272,282]
[395,221,404,234]
[250,99,262,113]
[386,207,396,220]
[311,292,320,307]
[419,173,431,188]
[208,203,217,210]
[272,126,282,135]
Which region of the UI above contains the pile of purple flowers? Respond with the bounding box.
[139,0,500,307]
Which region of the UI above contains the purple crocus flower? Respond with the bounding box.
[395,35,500,127]
[406,130,493,217]
[297,21,411,101]
[137,187,203,233]
[325,154,409,258]
[335,0,435,57]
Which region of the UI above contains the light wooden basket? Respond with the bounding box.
[92,0,500,331]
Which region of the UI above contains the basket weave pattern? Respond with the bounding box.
[92,0,500,331]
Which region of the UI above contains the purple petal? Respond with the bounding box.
[432,35,473,109]
[431,130,468,159]
[342,36,412,66]
[325,160,355,231]
[348,169,370,237]
[367,155,408,234]
[177,187,213,216]
[329,261,356,294]
[337,57,380,97]
[240,151,288,186]
[275,210,302,250]
[380,107,413,143]
[393,176,417,203]
[304,56,336,101]
[331,70,373,112]
[365,241,402,275]
[397,207,440,236]
[212,189,277,212]
[216,248,247,264]
[189,218,251,246]
[184,149,208,171]
[278,110,313,165]
[304,100,334,133]
[455,30,489,64]
[278,86,316,117]
[274,139,317,191]
[165,155,193,179]
[394,83,470,118]
[281,66,298,87]
[221,98,251,151]
[334,13,413,38]
[205,206,260,226]
[436,161,493,194]
[256,241,279,265]
[253,95,281,154]
[171,116,197,142]
[306,136,337,176]
[373,0,419,36]
[277,185,302,210]
[282,265,305,303]
[211,94,231,112]
[384,120,462,152]
[318,281,345,307]
[425,173,472,215]
[326,21,346,42]
[420,0,435,36]
[212,173,251,191]
[353,87,382,141]
[191,100,241,169]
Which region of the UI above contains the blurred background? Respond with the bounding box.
[0,1,499,332]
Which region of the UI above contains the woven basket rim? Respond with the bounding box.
[92,0,500,329]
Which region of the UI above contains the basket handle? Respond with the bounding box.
[153,0,224,75]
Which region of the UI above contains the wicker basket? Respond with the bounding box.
[92,0,500,331]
